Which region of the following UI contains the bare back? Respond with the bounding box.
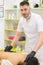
[0,51,26,65]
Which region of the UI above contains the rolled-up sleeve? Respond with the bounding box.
[17,19,23,32]
[37,15,43,32]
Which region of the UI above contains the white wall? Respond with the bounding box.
[4,0,23,9]
[0,18,4,48]
[0,0,4,48]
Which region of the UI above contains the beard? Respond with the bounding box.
[22,13,31,19]
[22,14,28,18]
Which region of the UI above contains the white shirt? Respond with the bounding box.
[17,12,43,62]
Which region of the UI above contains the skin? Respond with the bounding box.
[11,4,43,53]
[0,51,26,65]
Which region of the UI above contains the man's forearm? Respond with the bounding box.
[11,35,20,46]
[33,32,43,52]
[11,32,22,46]
[33,40,43,52]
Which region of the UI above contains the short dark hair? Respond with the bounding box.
[18,57,39,65]
[20,1,29,6]
[26,57,39,65]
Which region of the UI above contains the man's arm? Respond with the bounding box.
[11,31,22,46]
[24,32,43,62]
[4,31,22,51]
[33,32,43,52]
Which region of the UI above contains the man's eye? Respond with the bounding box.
[21,9,23,11]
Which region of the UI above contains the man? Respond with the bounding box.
[4,1,43,63]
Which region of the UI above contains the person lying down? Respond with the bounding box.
[0,51,39,65]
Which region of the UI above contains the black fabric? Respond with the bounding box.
[4,45,13,52]
[19,36,25,41]
[34,4,39,8]
[24,51,36,62]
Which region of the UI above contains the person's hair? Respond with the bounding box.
[20,1,29,6]
[17,57,39,65]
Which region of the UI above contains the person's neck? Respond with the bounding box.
[26,17,30,22]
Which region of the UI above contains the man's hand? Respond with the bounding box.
[24,51,36,62]
[4,45,13,52]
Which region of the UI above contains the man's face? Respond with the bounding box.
[20,5,30,18]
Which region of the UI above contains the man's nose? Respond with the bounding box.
[22,11,25,14]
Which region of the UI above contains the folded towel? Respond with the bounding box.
[1,59,13,65]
